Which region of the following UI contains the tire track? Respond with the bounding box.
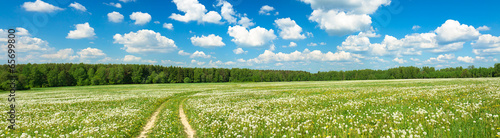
[179,103,196,138]
[137,99,169,138]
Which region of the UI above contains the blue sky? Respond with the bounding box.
[1,0,499,72]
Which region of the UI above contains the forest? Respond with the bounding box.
[1,63,499,90]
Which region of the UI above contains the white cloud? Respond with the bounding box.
[69,2,86,12]
[309,10,372,36]
[393,57,406,64]
[154,21,160,24]
[275,18,306,40]
[130,12,152,25]
[477,26,490,31]
[471,34,500,55]
[40,48,78,60]
[457,56,474,63]
[113,29,177,53]
[178,50,191,56]
[78,47,105,59]
[320,42,326,45]
[227,25,277,47]
[170,0,222,24]
[337,31,378,52]
[301,0,390,36]
[233,48,247,54]
[107,11,124,23]
[289,42,297,47]
[410,58,420,62]
[191,59,206,65]
[22,0,63,13]
[424,54,455,63]
[0,28,52,52]
[161,60,185,65]
[218,0,237,23]
[237,59,246,62]
[430,42,464,53]
[412,25,421,31]
[269,44,276,51]
[208,60,235,67]
[104,2,122,8]
[307,43,318,46]
[123,55,142,62]
[119,0,136,3]
[259,5,275,15]
[190,34,225,47]
[163,23,174,30]
[190,51,212,58]
[66,22,96,39]
[246,49,360,63]
[300,0,391,14]
[238,17,255,28]
[434,19,480,43]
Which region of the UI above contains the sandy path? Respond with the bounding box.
[137,100,168,138]
[179,104,195,138]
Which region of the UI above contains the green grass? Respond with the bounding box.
[1,78,499,137]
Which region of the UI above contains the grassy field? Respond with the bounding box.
[1,78,500,137]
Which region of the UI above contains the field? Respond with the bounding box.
[1,78,500,137]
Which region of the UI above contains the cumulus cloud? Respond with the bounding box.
[69,2,87,12]
[178,50,191,56]
[123,55,142,62]
[119,0,136,3]
[227,25,277,47]
[170,0,222,24]
[275,18,306,40]
[113,29,177,53]
[233,48,247,54]
[0,28,52,52]
[190,34,225,47]
[22,0,63,13]
[104,2,122,8]
[412,25,421,31]
[434,19,481,43]
[471,34,500,55]
[161,60,185,65]
[393,57,406,64]
[300,0,391,14]
[245,49,361,63]
[238,17,255,28]
[424,54,455,63]
[78,47,106,59]
[457,56,474,63]
[301,0,390,36]
[307,43,318,46]
[309,10,372,36]
[259,5,275,15]
[108,11,124,23]
[191,59,206,65]
[66,22,96,39]
[218,0,237,23]
[477,26,490,31]
[40,48,78,60]
[288,42,297,47]
[337,31,379,52]
[190,51,212,58]
[130,12,152,25]
[163,23,174,30]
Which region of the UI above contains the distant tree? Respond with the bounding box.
[183,77,191,83]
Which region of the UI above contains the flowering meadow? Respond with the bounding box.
[1,78,500,137]
[185,78,500,138]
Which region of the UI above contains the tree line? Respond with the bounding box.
[1,63,500,90]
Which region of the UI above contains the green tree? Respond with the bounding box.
[183,77,192,83]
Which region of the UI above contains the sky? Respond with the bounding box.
[1,0,499,72]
